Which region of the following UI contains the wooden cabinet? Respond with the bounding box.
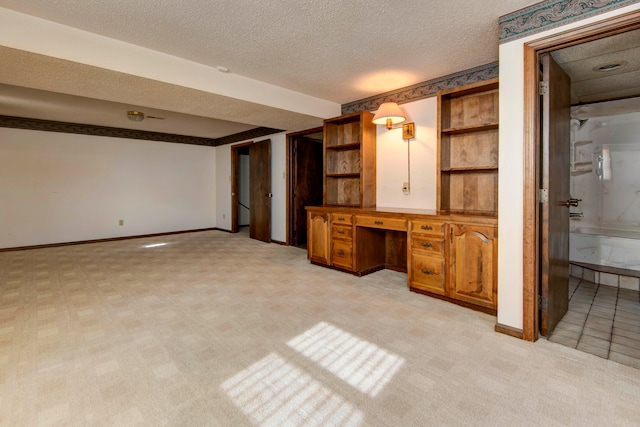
[306,207,497,314]
[307,211,330,265]
[449,223,498,310]
[324,111,376,208]
[409,220,446,295]
[331,213,354,270]
[438,78,498,216]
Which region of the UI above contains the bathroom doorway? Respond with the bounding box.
[535,26,640,369]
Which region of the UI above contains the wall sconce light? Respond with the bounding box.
[372,102,415,195]
[372,102,406,129]
[127,110,145,122]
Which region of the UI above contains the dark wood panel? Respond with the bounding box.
[250,139,271,243]
[540,53,571,336]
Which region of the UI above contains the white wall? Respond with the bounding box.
[571,111,640,232]
[0,127,216,248]
[376,98,438,209]
[498,3,640,330]
[215,132,288,242]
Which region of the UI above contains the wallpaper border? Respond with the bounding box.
[0,115,281,147]
[341,62,499,115]
[499,0,640,43]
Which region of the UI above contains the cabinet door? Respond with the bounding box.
[308,212,330,265]
[410,253,446,295]
[449,224,497,310]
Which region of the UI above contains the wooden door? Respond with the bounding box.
[540,53,571,336]
[292,136,323,247]
[449,224,498,311]
[250,139,271,243]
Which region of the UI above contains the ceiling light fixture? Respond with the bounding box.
[593,61,627,72]
[216,66,230,73]
[127,110,145,122]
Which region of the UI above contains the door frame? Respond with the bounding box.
[521,10,640,341]
[230,141,253,233]
[286,126,323,246]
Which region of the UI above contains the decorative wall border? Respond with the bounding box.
[499,0,640,43]
[341,62,499,115]
[0,115,281,147]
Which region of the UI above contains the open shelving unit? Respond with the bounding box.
[437,78,499,216]
[323,111,376,207]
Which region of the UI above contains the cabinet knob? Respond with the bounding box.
[337,230,345,235]
[374,220,384,225]
[421,242,433,248]
[421,269,435,275]
[421,225,433,230]
[337,250,345,257]
[338,217,345,221]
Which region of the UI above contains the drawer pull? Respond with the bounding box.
[421,242,433,248]
[421,269,435,275]
[374,220,384,225]
[337,230,345,235]
[337,250,345,257]
[337,217,345,221]
[421,225,433,230]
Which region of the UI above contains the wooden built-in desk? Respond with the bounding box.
[306,206,498,315]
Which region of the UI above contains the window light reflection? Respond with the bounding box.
[287,322,404,397]
[143,243,167,248]
[221,353,363,427]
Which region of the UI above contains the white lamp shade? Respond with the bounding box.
[372,102,406,128]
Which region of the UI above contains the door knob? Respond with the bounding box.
[561,198,581,207]
[266,193,273,198]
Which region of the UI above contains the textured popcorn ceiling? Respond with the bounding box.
[0,1,556,137]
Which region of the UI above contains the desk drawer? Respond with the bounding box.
[332,213,353,225]
[411,236,444,254]
[332,225,352,240]
[356,215,407,231]
[412,220,445,236]
[332,241,353,270]
[410,253,445,294]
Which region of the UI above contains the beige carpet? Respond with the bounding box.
[1,230,639,426]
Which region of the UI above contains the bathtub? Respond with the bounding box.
[570,227,640,272]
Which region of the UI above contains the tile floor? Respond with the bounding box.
[549,276,640,369]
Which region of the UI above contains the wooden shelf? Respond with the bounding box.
[323,111,376,208]
[441,123,499,134]
[325,142,361,151]
[326,173,361,178]
[438,78,499,216]
[441,166,498,172]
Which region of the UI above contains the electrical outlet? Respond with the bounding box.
[119,219,124,226]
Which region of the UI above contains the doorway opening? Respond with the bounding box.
[286,127,324,248]
[230,139,272,243]
[524,11,640,369]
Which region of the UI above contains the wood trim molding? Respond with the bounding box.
[341,62,498,114]
[521,9,640,342]
[0,228,216,252]
[495,323,524,339]
[0,115,281,147]
[499,0,640,43]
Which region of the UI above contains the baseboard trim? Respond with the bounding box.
[0,228,217,252]
[494,323,524,339]
[271,239,286,246]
